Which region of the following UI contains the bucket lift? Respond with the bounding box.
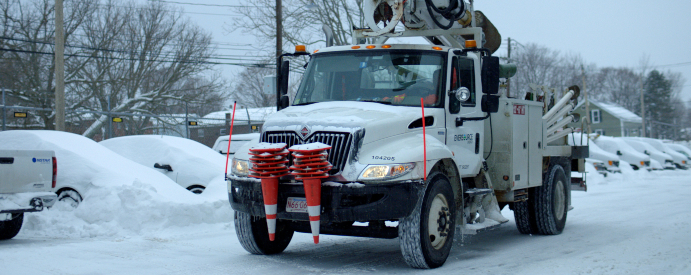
[357,0,501,52]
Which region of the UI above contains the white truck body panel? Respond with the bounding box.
[0,150,57,214]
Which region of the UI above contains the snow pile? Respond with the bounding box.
[0,130,232,238]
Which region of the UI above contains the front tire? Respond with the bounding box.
[533,164,568,235]
[186,185,205,194]
[234,211,293,255]
[0,213,24,240]
[399,173,456,269]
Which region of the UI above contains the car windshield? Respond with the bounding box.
[294,50,445,107]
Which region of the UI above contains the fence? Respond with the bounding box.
[1,90,264,148]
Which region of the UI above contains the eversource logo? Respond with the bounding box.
[32,157,51,164]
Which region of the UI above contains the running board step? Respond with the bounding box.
[465,188,493,196]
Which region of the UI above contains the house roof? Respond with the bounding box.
[575,100,642,123]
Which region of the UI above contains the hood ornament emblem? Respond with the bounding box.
[299,125,311,139]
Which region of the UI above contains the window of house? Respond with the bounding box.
[594,129,605,135]
[198,129,205,138]
[591,109,601,124]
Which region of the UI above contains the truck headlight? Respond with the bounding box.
[359,163,415,181]
[231,158,249,176]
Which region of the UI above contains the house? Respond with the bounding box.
[568,100,642,137]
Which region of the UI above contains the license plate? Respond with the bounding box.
[286,197,307,213]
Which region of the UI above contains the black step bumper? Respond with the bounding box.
[229,178,423,223]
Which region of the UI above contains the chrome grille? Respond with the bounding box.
[644,161,650,166]
[612,160,620,167]
[261,131,353,174]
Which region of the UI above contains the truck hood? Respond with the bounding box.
[262,101,443,145]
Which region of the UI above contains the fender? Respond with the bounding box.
[358,133,453,180]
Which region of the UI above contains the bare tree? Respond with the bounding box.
[0,0,94,129]
[79,1,223,138]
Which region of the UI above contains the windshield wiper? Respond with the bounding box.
[360,100,392,105]
[293,102,316,106]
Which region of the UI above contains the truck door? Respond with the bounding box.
[445,54,484,177]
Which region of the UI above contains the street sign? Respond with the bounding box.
[112,117,123,122]
[188,121,198,126]
[13,112,27,118]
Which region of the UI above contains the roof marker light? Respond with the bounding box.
[366,45,376,49]
[351,46,361,49]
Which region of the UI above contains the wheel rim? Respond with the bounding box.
[427,193,451,250]
[188,187,204,194]
[58,190,81,208]
[554,179,565,219]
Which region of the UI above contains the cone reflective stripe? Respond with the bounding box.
[289,143,332,244]
[248,143,289,241]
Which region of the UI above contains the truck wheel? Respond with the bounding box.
[399,173,456,269]
[186,185,205,194]
[234,211,293,255]
[513,199,537,234]
[533,164,568,235]
[0,213,24,240]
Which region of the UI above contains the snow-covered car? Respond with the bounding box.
[591,135,650,170]
[567,134,620,174]
[664,143,691,165]
[101,135,226,194]
[211,133,260,157]
[620,138,675,170]
[0,131,192,208]
[632,137,688,169]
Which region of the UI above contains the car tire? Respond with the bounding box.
[399,173,456,269]
[186,185,205,194]
[0,213,24,240]
[234,211,293,255]
[533,164,568,235]
[57,189,82,208]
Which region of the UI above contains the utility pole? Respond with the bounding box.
[507,37,511,97]
[276,0,282,58]
[640,77,646,137]
[54,0,65,131]
[582,65,591,135]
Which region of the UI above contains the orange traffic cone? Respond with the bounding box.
[289,143,332,244]
[248,143,289,241]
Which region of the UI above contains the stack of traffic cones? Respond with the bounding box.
[289,143,332,244]
[248,143,289,241]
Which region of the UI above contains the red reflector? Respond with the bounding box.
[52,157,57,188]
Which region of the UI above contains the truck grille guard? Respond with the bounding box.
[261,131,353,175]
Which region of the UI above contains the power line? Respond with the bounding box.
[0,47,273,67]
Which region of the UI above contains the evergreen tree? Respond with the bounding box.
[642,70,675,138]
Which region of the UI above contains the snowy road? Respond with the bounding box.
[2,169,691,274]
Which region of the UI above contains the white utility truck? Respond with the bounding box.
[1,150,57,240]
[227,0,587,268]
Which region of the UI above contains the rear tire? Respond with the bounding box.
[399,173,456,269]
[234,211,293,255]
[534,164,568,235]
[0,213,24,240]
[513,199,537,234]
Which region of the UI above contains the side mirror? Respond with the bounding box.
[481,94,500,113]
[616,151,623,156]
[276,60,290,110]
[154,163,173,172]
[481,56,500,95]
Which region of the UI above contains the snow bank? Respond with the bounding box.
[0,130,232,238]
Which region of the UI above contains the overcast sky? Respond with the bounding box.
[171,0,691,103]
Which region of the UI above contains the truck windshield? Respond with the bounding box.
[294,51,445,107]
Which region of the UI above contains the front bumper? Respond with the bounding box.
[0,192,57,214]
[229,177,423,223]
